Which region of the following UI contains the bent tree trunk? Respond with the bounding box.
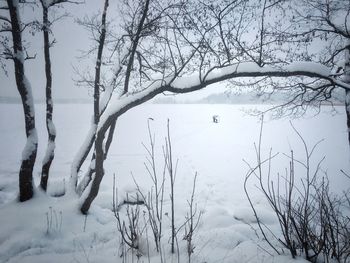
[69,0,109,194]
[79,59,350,213]
[69,124,96,193]
[77,119,116,195]
[7,0,38,201]
[40,4,56,191]
[80,130,105,214]
[80,88,161,213]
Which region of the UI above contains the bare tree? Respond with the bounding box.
[39,0,77,191]
[262,0,350,136]
[1,0,82,197]
[1,0,349,215]
[183,173,202,263]
[78,0,350,214]
[135,118,166,254]
[1,0,38,201]
[39,0,55,191]
[298,0,350,144]
[70,0,131,195]
[69,0,111,193]
[245,120,350,262]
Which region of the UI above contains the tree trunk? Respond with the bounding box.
[76,119,116,195]
[78,86,163,213]
[345,41,350,148]
[69,0,109,193]
[7,0,38,201]
[80,130,105,214]
[70,125,96,193]
[40,4,56,191]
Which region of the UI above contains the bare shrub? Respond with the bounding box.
[131,118,166,260]
[112,175,145,259]
[244,117,350,263]
[183,173,202,263]
[113,119,201,262]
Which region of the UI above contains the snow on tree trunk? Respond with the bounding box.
[80,130,105,214]
[80,87,164,213]
[345,41,350,148]
[78,60,350,213]
[69,122,96,195]
[7,0,38,201]
[76,118,116,196]
[40,4,56,191]
[69,0,109,195]
[70,89,117,195]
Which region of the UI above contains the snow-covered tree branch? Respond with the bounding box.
[77,0,350,213]
[2,0,349,212]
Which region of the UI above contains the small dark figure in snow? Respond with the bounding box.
[212,115,219,123]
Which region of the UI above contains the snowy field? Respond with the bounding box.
[0,103,349,263]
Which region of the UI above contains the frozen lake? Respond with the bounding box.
[1,103,348,195]
[0,103,349,262]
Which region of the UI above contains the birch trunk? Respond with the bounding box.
[7,0,38,201]
[40,3,56,191]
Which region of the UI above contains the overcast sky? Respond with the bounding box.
[0,0,224,102]
[0,1,99,100]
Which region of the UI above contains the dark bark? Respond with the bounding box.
[77,155,95,195]
[79,59,350,213]
[104,118,116,159]
[71,58,126,185]
[80,0,153,212]
[80,130,105,214]
[7,0,37,201]
[77,118,116,195]
[70,0,109,191]
[93,0,108,126]
[79,89,162,213]
[73,131,95,182]
[79,48,350,213]
[40,3,56,191]
[86,0,109,193]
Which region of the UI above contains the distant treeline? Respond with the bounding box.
[153,91,345,105]
[0,97,91,104]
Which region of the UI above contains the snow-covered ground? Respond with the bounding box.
[0,103,349,263]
